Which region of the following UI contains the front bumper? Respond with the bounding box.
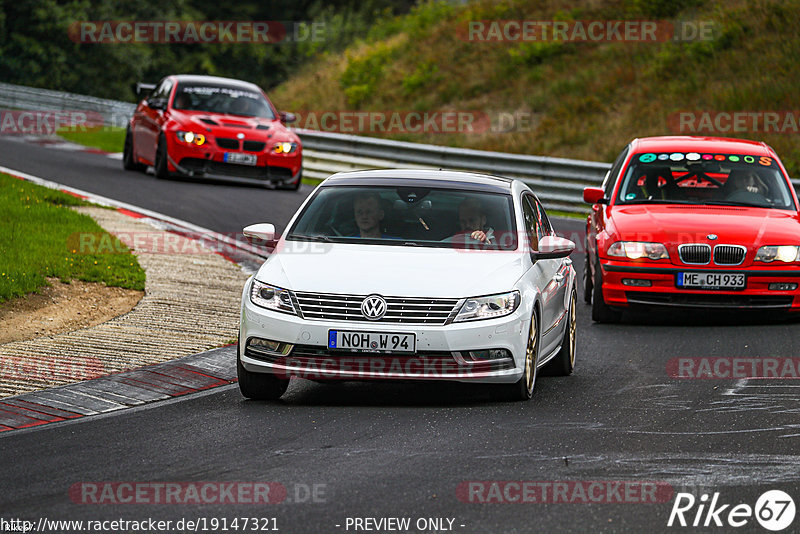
[239,298,529,383]
[165,139,302,187]
[600,261,800,310]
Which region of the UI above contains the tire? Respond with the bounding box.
[122,127,145,171]
[502,308,540,401]
[582,245,593,304]
[237,352,290,401]
[591,258,621,323]
[154,135,170,179]
[544,290,577,376]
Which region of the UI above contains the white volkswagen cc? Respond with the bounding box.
[238,169,577,401]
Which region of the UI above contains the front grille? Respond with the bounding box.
[626,292,792,309]
[293,291,461,325]
[243,140,266,152]
[714,245,746,265]
[215,137,239,150]
[678,244,711,265]
[178,158,293,182]
[244,345,515,375]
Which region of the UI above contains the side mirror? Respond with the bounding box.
[134,82,156,100]
[533,236,575,260]
[583,187,607,204]
[279,111,296,124]
[243,223,276,243]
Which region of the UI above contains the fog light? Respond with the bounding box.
[769,283,798,291]
[467,349,511,361]
[622,279,652,287]
[247,337,293,355]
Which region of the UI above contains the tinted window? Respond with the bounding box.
[521,195,539,251]
[288,185,518,250]
[617,153,795,209]
[604,145,630,198]
[172,83,275,119]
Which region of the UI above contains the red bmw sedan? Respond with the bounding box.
[583,136,800,322]
[123,74,302,189]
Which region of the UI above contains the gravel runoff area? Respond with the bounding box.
[0,206,250,397]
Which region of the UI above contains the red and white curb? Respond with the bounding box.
[0,346,238,433]
[0,166,274,432]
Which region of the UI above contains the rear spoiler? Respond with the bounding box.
[133,82,156,100]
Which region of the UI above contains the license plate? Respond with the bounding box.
[328,330,416,354]
[677,272,746,290]
[224,152,257,165]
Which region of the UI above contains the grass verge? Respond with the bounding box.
[0,173,145,303]
[58,126,126,153]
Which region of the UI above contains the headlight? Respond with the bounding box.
[176,131,205,145]
[755,245,800,263]
[249,280,296,315]
[607,241,669,260]
[453,291,520,322]
[273,141,297,154]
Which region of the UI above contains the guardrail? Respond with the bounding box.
[0,82,135,127]
[1,82,798,213]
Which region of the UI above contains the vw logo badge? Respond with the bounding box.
[237,133,245,139]
[707,234,718,240]
[361,295,387,321]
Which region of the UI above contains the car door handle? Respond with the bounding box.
[553,274,564,282]
[564,259,572,266]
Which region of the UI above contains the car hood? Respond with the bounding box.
[608,204,800,264]
[169,110,298,142]
[255,242,527,298]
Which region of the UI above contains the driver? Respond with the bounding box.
[727,169,766,196]
[457,198,494,244]
[230,97,254,116]
[353,192,386,238]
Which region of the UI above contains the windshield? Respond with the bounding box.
[616,153,796,209]
[287,185,518,250]
[172,83,276,119]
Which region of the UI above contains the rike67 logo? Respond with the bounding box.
[668,490,795,531]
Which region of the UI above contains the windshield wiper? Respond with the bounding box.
[621,199,694,204]
[702,200,770,208]
[288,234,334,242]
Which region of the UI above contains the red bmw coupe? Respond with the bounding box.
[123,75,302,190]
[583,136,800,322]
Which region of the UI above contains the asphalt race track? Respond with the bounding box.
[2,137,800,533]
